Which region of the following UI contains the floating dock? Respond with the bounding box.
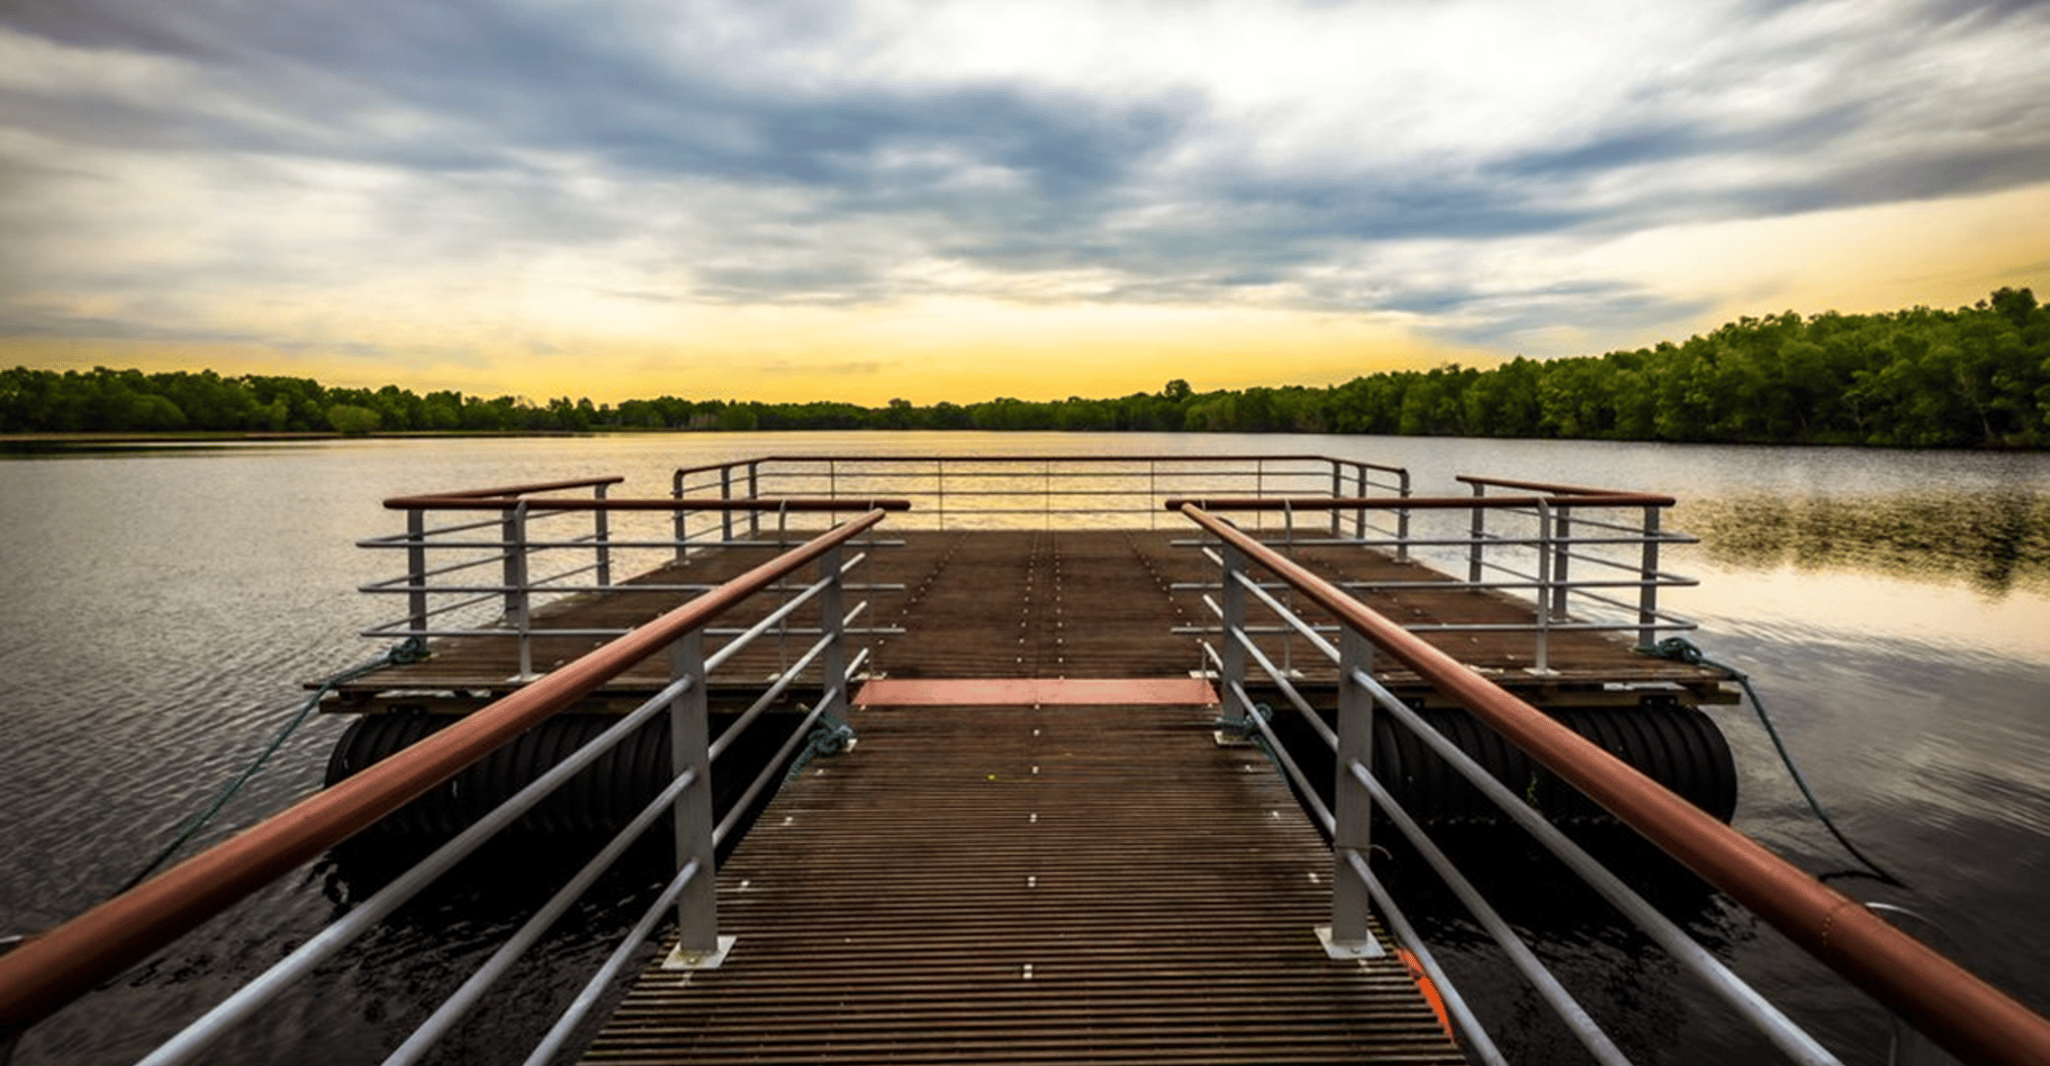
[332,529,1728,709]
[10,457,2049,1066]
[324,497,1723,1063]
[583,694,1464,1065]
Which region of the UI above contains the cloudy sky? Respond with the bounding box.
[3,0,2048,405]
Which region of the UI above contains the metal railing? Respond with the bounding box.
[1180,501,2050,1066]
[360,477,904,678]
[0,508,900,1065]
[673,454,1410,532]
[1167,482,1698,672]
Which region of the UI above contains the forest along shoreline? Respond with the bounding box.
[3,286,2046,448]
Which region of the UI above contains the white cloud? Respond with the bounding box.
[3,0,2048,372]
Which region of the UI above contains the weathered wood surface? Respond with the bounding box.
[334,529,1726,710]
[581,697,1469,1065]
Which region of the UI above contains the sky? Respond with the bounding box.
[3,0,2049,407]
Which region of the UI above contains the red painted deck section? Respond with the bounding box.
[854,676,1219,707]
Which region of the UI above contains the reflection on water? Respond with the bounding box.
[3,434,2048,1066]
[1684,490,2050,597]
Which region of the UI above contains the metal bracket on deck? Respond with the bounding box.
[1316,925,1386,960]
[662,934,737,971]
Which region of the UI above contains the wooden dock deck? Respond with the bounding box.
[326,526,1730,1063]
[581,691,1466,1065]
[335,529,1727,712]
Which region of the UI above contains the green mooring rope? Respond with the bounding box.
[1640,636,1906,888]
[112,637,431,897]
[1215,702,1277,764]
[785,712,857,782]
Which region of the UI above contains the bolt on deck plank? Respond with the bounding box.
[581,696,1468,1065]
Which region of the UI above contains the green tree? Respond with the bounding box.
[326,404,382,435]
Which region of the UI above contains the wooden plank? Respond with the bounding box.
[581,701,1469,1065]
[336,530,1728,709]
[853,677,1219,706]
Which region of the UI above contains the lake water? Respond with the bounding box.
[1,432,2045,1064]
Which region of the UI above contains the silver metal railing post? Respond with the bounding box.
[502,501,532,678]
[1328,460,1343,537]
[1394,468,1412,561]
[666,627,729,969]
[1323,626,1382,959]
[1219,543,1249,722]
[720,468,735,543]
[1534,500,1553,674]
[671,470,689,565]
[1467,482,1486,583]
[817,545,848,706]
[1550,503,1572,621]
[405,508,428,636]
[748,461,762,539]
[1638,504,1663,648]
[593,483,612,588]
[1353,463,1369,542]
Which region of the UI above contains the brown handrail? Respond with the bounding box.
[383,494,914,512]
[674,453,1412,476]
[0,509,895,1035]
[1164,493,1679,511]
[417,475,627,500]
[1455,474,1642,497]
[1179,502,2050,1066]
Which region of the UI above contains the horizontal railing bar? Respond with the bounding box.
[520,858,701,1066]
[679,452,1405,471]
[357,554,510,586]
[1348,761,1632,1066]
[1230,569,1341,661]
[361,582,718,597]
[1175,619,1699,640]
[0,509,894,1032]
[1352,666,1841,1064]
[1180,577,1693,594]
[351,624,904,644]
[358,590,502,626]
[708,629,838,762]
[1547,513,1677,536]
[1354,857,1507,1066]
[703,578,834,676]
[356,538,589,553]
[1226,678,1333,833]
[1178,502,2050,1066]
[1165,493,1678,511]
[412,476,627,500]
[1456,474,1638,497]
[360,581,907,599]
[1228,631,1337,751]
[716,693,839,847]
[1331,578,1698,593]
[1200,579,1697,631]
[356,514,506,543]
[380,762,699,1066]
[384,495,914,513]
[525,562,602,589]
[670,538,908,550]
[131,678,691,1066]
[1267,532,1697,552]
[711,624,898,638]
[516,856,701,1066]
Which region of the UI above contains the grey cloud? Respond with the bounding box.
[1399,283,1717,353]
[4,0,2047,349]
[0,303,270,345]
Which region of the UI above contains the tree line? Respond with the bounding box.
[3,287,2045,447]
